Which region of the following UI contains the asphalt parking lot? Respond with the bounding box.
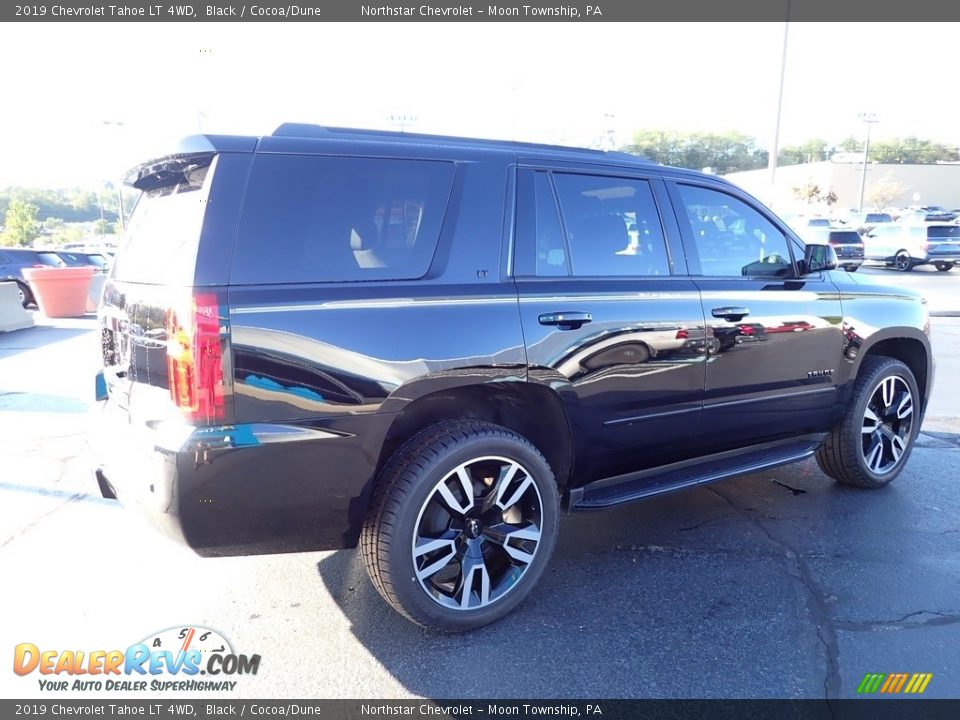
[1,265,959,700]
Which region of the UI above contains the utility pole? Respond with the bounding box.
[103,120,127,231]
[857,112,879,213]
[767,13,790,209]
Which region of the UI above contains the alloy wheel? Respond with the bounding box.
[412,455,544,610]
[861,376,914,475]
[894,252,912,272]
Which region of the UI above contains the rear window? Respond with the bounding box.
[110,156,214,284]
[928,225,960,239]
[828,231,862,244]
[232,155,455,284]
[36,252,65,266]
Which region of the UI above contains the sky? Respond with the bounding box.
[1,22,959,187]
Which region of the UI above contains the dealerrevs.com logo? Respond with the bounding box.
[13,626,260,692]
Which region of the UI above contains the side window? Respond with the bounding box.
[552,174,670,277]
[533,172,568,276]
[233,155,455,284]
[676,184,793,278]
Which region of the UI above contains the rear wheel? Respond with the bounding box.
[894,251,913,272]
[935,262,953,272]
[816,357,919,488]
[361,420,559,632]
[15,281,32,308]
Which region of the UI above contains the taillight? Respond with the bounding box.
[738,325,755,335]
[675,328,689,339]
[921,241,931,252]
[166,292,225,425]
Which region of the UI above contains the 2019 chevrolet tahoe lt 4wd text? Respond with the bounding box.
[91,124,933,631]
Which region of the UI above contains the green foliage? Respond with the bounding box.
[838,136,863,153]
[622,130,769,173]
[92,218,112,236]
[621,130,959,171]
[1,199,41,247]
[869,137,960,164]
[779,139,829,166]
[0,185,120,224]
[49,225,85,246]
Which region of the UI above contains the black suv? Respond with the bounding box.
[91,125,933,631]
[0,247,67,306]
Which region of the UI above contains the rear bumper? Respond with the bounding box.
[89,399,392,556]
[923,254,960,264]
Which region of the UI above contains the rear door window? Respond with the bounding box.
[551,173,670,277]
[232,155,456,284]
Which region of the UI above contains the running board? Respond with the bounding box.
[569,435,825,511]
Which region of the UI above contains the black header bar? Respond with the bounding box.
[4,0,960,22]
[3,699,960,720]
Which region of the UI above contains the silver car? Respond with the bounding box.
[862,223,960,271]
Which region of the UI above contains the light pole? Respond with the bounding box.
[103,120,127,231]
[767,15,790,208]
[856,112,879,213]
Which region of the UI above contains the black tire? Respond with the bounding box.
[845,265,859,273]
[816,356,920,488]
[361,420,560,632]
[935,262,953,272]
[15,281,32,308]
[894,251,913,272]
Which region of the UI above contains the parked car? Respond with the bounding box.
[798,228,864,271]
[898,207,957,224]
[844,211,893,235]
[0,247,67,306]
[56,251,110,272]
[863,223,960,271]
[91,125,933,631]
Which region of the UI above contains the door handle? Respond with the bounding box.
[711,307,750,321]
[539,311,592,330]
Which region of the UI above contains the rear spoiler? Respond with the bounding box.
[124,152,215,192]
[123,134,258,191]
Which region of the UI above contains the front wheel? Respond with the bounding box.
[894,251,913,272]
[361,421,559,632]
[935,262,954,272]
[816,357,920,488]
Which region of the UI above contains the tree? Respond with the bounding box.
[866,174,906,211]
[779,138,828,166]
[92,218,112,236]
[1,200,40,247]
[623,130,768,173]
[838,136,863,153]
[790,181,838,209]
[792,180,824,206]
[869,137,959,164]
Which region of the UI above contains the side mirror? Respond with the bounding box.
[802,243,839,274]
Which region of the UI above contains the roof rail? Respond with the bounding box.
[272,123,647,162]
